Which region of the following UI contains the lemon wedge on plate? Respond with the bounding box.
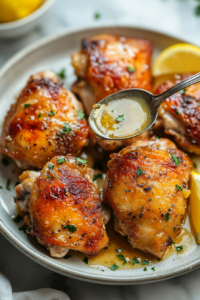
[190,171,200,243]
[0,0,43,23]
[152,43,200,77]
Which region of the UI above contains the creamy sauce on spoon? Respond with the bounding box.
[94,98,150,139]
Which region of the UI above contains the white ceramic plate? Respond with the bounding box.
[0,25,199,285]
[0,0,55,39]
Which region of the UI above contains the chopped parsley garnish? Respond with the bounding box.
[61,122,74,135]
[148,199,152,201]
[19,225,27,234]
[111,263,119,271]
[141,206,144,210]
[6,179,11,191]
[176,110,179,115]
[76,157,87,165]
[93,173,103,181]
[132,259,140,264]
[64,255,71,259]
[193,162,197,169]
[83,257,89,264]
[0,186,2,189]
[157,258,161,261]
[116,115,125,122]
[13,214,23,223]
[127,66,135,73]
[173,227,176,231]
[116,248,123,254]
[46,175,51,179]
[137,167,145,176]
[142,260,149,265]
[171,241,175,244]
[143,267,147,271]
[65,224,77,233]
[104,246,108,250]
[52,175,57,179]
[15,181,20,187]
[56,68,66,79]
[48,164,54,170]
[38,113,42,118]
[76,109,85,120]
[48,110,55,116]
[164,212,169,221]
[155,136,160,139]
[93,161,104,171]
[139,213,143,219]
[125,189,130,193]
[123,261,127,265]
[176,184,183,191]
[2,157,9,166]
[24,103,30,109]
[94,12,100,19]
[151,267,155,271]
[118,254,125,261]
[57,157,66,164]
[171,153,180,166]
[82,233,85,237]
[180,88,186,94]
[176,246,183,252]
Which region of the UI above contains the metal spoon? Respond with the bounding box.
[89,72,200,140]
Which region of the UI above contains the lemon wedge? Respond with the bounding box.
[152,43,200,77]
[190,171,200,243]
[0,0,43,23]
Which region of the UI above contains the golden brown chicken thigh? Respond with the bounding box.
[15,155,109,257]
[0,71,89,169]
[103,137,192,259]
[154,74,200,154]
[72,34,152,150]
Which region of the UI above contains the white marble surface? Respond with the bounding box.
[1,0,200,298]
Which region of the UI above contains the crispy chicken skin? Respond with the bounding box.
[154,74,200,154]
[0,71,89,169]
[72,34,152,115]
[103,137,192,259]
[72,34,152,151]
[15,155,109,257]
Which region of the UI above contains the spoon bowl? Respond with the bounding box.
[89,72,200,140]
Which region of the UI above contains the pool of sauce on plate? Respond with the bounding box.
[68,148,197,271]
[94,98,150,139]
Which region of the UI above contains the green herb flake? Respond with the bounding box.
[157,258,161,261]
[15,181,20,187]
[19,225,27,234]
[116,115,125,122]
[57,157,66,164]
[193,162,197,169]
[94,12,100,19]
[143,267,147,271]
[155,136,160,139]
[76,109,85,120]
[104,246,108,250]
[2,157,9,166]
[196,5,200,16]
[76,157,87,165]
[171,241,175,244]
[127,66,135,73]
[56,68,66,79]
[164,212,169,221]
[116,247,123,254]
[151,267,155,271]
[176,246,183,252]
[13,214,23,223]
[125,189,131,193]
[173,227,176,231]
[83,257,89,264]
[123,261,127,265]
[64,255,71,259]
[142,259,149,265]
[180,88,186,94]
[82,233,85,237]
[6,179,11,191]
[139,213,143,219]
[137,167,145,176]
[38,113,42,118]
[148,199,152,201]
[65,224,77,233]
[0,186,2,189]
[141,206,144,210]
[93,173,103,181]
[46,175,51,179]
[48,110,55,116]
[24,103,30,109]
[48,164,54,170]
[61,122,73,135]
[176,110,179,115]
[52,175,57,179]
[132,259,140,264]
[118,254,125,261]
[176,184,183,191]
[171,153,180,166]
[111,263,119,271]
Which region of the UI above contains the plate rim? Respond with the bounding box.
[0,24,199,285]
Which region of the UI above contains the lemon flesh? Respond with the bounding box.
[152,43,200,77]
[190,171,200,243]
[0,0,43,23]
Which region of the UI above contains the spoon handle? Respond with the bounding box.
[153,72,200,107]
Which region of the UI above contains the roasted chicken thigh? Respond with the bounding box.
[15,155,109,257]
[0,71,89,169]
[154,74,200,154]
[103,137,192,259]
